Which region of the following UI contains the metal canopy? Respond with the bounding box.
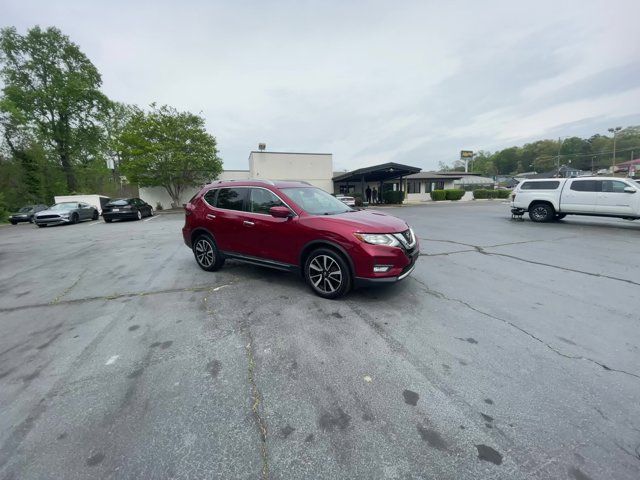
[332,162,421,183]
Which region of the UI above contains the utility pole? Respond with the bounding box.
[608,126,622,174]
[556,137,562,177]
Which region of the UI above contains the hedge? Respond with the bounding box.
[444,189,465,200]
[473,189,510,199]
[383,190,404,204]
[430,190,446,201]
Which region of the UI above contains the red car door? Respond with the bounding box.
[240,187,300,264]
[204,187,250,254]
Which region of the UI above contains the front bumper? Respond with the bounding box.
[9,215,31,223]
[34,216,72,225]
[353,242,420,287]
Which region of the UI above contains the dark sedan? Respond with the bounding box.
[34,202,99,227]
[9,205,48,224]
[103,198,154,222]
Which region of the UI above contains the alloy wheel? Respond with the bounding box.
[309,254,343,294]
[195,238,215,268]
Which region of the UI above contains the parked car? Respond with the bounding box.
[182,180,419,299]
[9,205,48,224]
[102,198,154,222]
[335,195,356,207]
[34,202,99,227]
[511,177,640,222]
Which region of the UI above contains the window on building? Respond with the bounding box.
[407,181,421,194]
[435,180,445,190]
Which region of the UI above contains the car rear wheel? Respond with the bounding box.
[37,224,46,228]
[10,220,17,225]
[193,234,225,272]
[136,210,142,221]
[148,207,154,217]
[304,248,351,299]
[104,218,113,223]
[529,203,554,223]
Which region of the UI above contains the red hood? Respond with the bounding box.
[304,209,409,233]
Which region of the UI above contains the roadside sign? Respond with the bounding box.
[460,150,474,158]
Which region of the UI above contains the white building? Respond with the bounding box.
[139,149,333,208]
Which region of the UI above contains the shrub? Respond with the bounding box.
[430,190,446,201]
[495,189,511,198]
[355,197,363,207]
[444,189,465,201]
[156,202,164,211]
[383,190,404,204]
[473,189,489,199]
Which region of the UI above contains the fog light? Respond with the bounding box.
[373,265,391,273]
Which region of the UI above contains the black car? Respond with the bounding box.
[103,198,154,222]
[9,205,48,224]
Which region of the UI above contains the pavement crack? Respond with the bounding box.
[49,269,86,304]
[410,277,640,380]
[238,313,269,480]
[418,237,640,287]
[0,284,230,313]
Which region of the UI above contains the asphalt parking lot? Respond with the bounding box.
[1,202,639,480]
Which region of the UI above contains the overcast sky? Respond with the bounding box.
[3,0,640,171]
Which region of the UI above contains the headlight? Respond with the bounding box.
[354,233,400,247]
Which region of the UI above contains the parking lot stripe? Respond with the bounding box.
[89,222,100,226]
[105,355,119,365]
[144,215,159,222]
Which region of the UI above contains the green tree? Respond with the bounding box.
[0,26,109,192]
[119,104,222,207]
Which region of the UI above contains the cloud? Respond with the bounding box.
[3,0,640,170]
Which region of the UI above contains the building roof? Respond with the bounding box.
[249,151,332,156]
[332,162,421,183]
[405,171,463,180]
[615,158,640,166]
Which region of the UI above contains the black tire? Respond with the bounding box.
[529,203,555,223]
[193,234,225,272]
[148,207,154,217]
[304,248,352,299]
[92,210,99,220]
[10,221,17,225]
[37,224,46,228]
[136,210,142,221]
[555,213,567,220]
[104,218,113,223]
[71,213,79,224]
[29,217,34,223]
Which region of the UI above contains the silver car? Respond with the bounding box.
[34,202,99,227]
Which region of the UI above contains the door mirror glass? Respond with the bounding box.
[269,206,292,218]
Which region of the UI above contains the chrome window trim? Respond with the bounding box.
[202,185,297,217]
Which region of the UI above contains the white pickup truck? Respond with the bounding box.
[511,177,640,222]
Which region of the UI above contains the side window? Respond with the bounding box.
[203,189,218,206]
[521,181,560,190]
[570,180,598,192]
[601,180,628,193]
[216,188,246,211]
[249,188,284,214]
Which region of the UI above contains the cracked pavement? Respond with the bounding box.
[1,202,639,479]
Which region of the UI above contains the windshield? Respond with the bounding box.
[281,187,353,215]
[18,207,33,213]
[49,203,77,211]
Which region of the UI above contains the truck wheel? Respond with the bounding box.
[529,203,554,222]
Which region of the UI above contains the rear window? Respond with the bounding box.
[108,199,130,206]
[520,181,560,190]
[570,180,598,192]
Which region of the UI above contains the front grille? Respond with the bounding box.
[393,229,416,250]
[37,215,60,219]
[401,229,413,244]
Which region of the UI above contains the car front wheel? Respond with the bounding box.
[304,248,351,299]
[193,234,225,271]
[529,203,554,222]
[92,210,99,220]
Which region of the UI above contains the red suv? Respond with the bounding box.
[182,180,419,298]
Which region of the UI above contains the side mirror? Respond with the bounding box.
[623,186,636,193]
[270,206,292,218]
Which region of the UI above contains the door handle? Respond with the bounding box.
[243,220,255,227]
[206,214,216,219]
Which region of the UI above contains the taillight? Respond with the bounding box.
[512,194,516,200]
